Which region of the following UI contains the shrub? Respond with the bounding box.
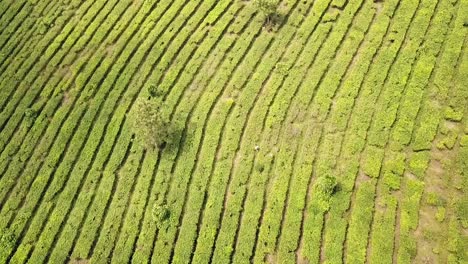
[456,198,468,228]
[435,206,446,222]
[444,106,463,121]
[147,85,163,98]
[408,151,430,178]
[274,62,289,76]
[460,135,468,147]
[362,146,384,178]
[425,192,444,206]
[437,130,458,150]
[24,108,37,127]
[383,172,400,190]
[312,175,337,212]
[313,175,337,197]
[152,202,171,229]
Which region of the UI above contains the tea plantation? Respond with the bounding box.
[0,0,466,263]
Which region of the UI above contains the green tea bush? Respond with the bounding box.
[437,130,458,150]
[456,198,468,228]
[362,146,384,178]
[425,192,444,206]
[383,172,400,191]
[0,228,16,262]
[408,151,430,178]
[312,175,337,212]
[435,206,446,222]
[444,106,463,122]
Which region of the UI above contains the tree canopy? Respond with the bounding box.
[130,98,172,149]
[254,0,278,25]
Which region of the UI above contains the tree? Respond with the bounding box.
[130,97,172,149]
[254,0,278,26]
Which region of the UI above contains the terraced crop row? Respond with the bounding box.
[0,0,466,263]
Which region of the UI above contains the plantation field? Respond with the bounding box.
[0,0,467,263]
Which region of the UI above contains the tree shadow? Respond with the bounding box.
[264,12,286,32]
[158,120,195,154]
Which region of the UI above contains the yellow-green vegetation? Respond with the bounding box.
[130,98,174,149]
[0,0,466,263]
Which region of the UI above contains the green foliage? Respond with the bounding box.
[446,218,468,263]
[274,62,289,76]
[331,0,347,9]
[254,0,278,17]
[383,172,400,191]
[23,108,37,128]
[254,161,265,172]
[130,98,173,149]
[425,192,444,206]
[435,206,446,222]
[362,146,384,178]
[412,105,439,151]
[408,151,430,178]
[381,152,405,190]
[370,197,397,264]
[314,175,337,198]
[346,180,376,264]
[460,135,468,147]
[456,198,468,228]
[0,228,16,261]
[397,179,424,263]
[437,130,458,150]
[312,175,337,212]
[444,106,463,122]
[323,8,340,23]
[152,203,171,229]
[0,0,463,262]
[254,0,278,26]
[147,85,163,98]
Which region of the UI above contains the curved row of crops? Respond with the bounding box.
[0,0,466,263]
